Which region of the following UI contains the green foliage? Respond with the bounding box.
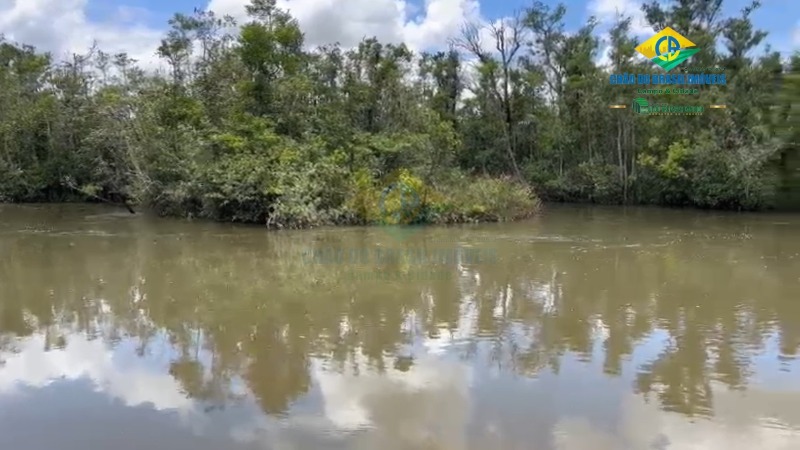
[634,136,778,209]
[375,169,429,225]
[347,169,428,224]
[0,0,794,221]
[343,168,540,225]
[635,141,693,206]
[435,175,541,223]
[345,168,379,225]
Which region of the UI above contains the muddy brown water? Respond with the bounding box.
[1,203,799,450]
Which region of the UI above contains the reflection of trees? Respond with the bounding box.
[244,318,311,415]
[1,206,800,419]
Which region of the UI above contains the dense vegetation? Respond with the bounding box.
[1,0,799,226]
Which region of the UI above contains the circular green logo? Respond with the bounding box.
[655,35,681,62]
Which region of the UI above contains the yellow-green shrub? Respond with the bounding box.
[436,176,541,223]
[345,169,439,225]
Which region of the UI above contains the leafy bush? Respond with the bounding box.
[345,168,433,225]
[344,168,540,226]
[633,137,778,210]
[435,175,541,223]
[526,161,623,204]
[634,141,693,206]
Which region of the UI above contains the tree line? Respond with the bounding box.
[1,0,799,226]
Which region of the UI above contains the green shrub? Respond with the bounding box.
[632,137,778,210]
[526,161,623,204]
[435,175,541,223]
[343,169,540,226]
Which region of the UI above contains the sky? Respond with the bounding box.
[0,0,798,71]
[2,290,800,449]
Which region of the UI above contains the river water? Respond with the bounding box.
[1,203,799,450]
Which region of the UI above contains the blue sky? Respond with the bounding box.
[87,0,797,52]
[1,0,797,69]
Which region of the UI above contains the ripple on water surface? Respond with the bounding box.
[0,204,799,450]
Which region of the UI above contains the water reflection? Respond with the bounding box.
[1,204,800,449]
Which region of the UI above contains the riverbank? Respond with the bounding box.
[2,0,798,233]
[1,170,541,229]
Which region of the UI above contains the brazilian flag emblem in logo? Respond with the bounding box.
[635,27,698,71]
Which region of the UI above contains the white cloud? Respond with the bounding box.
[595,32,651,69]
[0,0,486,71]
[3,284,800,450]
[0,331,193,412]
[312,306,474,431]
[227,303,475,449]
[592,0,656,70]
[597,32,614,68]
[0,0,164,69]
[313,352,471,431]
[588,0,652,37]
[114,5,152,24]
[302,318,474,450]
[207,0,482,51]
[587,0,653,67]
[553,385,800,450]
